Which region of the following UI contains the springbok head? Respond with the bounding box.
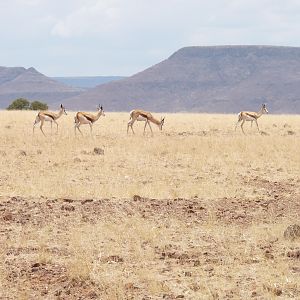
[159,117,165,130]
[60,104,67,115]
[262,103,268,114]
[97,104,105,116]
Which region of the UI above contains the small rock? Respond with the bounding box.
[251,291,258,297]
[31,262,43,272]
[204,265,214,272]
[19,150,27,156]
[63,198,74,203]
[133,195,141,201]
[61,204,75,212]
[0,151,6,156]
[37,150,42,154]
[260,131,269,136]
[291,266,300,273]
[104,255,124,263]
[3,213,13,221]
[73,157,81,163]
[87,291,98,299]
[287,249,300,259]
[287,130,296,135]
[264,250,274,259]
[193,260,201,266]
[284,224,300,240]
[93,147,104,155]
[81,199,93,204]
[264,284,282,296]
[125,283,134,290]
[273,287,282,296]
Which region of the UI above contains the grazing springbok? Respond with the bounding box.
[33,104,67,136]
[235,103,268,134]
[74,105,105,135]
[127,109,165,135]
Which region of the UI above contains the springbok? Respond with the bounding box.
[235,103,268,134]
[74,105,105,135]
[33,104,67,136]
[127,109,165,135]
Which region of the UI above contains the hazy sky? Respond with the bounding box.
[1,0,300,76]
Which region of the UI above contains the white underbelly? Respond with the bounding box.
[245,117,254,121]
[44,116,54,122]
[136,116,147,121]
[78,117,92,124]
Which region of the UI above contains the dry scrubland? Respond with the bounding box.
[0,111,300,299]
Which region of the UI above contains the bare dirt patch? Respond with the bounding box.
[1,177,300,299]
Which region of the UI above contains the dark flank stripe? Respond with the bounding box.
[42,113,55,120]
[83,114,94,123]
[245,112,257,119]
[140,113,148,119]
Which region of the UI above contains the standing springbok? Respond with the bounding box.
[235,103,268,134]
[33,104,67,136]
[74,105,105,135]
[127,109,165,135]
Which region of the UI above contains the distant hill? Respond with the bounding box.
[52,76,125,89]
[62,46,300,113]
[0,67,82,108]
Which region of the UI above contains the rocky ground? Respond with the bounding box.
[0,176,299,299]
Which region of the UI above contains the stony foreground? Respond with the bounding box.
[0,177,299,299]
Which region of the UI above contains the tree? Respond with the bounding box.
[7,98,30,110]
[6,98,48,110]
[30,101,48,111]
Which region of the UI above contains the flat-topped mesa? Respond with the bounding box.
[61,45,300,113]
[169,45,300,60]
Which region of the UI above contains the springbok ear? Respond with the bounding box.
[60,104,63,108]
[100,105,103,110]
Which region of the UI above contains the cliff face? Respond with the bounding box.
[63,46,300,113]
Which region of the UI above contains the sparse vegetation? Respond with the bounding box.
[7,98,30,110]
[0,111,300,298]
[7,98,48,110]
[29,101,48,111]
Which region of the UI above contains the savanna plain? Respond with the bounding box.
[0,111,300,299]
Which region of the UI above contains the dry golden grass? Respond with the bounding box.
[0,110,299,199]
[0,110,300,299]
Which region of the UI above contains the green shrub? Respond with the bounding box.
[7,99,48,111]
[29,101,48,110]
[7,98,30,110]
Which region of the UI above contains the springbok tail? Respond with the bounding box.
[129,110,135,120]
[33,115,40,126]
[237,112,242,122]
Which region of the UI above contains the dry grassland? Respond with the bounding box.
[0,110,300,299]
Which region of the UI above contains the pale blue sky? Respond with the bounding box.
[1,0,300,76]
